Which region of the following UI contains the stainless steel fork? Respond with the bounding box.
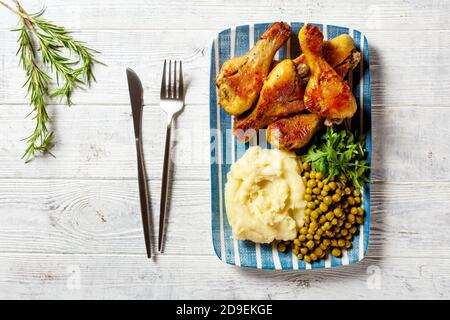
[158,60,184,252]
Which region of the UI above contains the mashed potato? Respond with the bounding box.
[225,146,306,243]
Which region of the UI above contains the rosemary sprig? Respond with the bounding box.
[1,0,103,162]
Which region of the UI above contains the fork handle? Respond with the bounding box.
[135,138,152,258]
[158,120,172,252]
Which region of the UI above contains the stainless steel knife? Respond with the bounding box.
[126,68,152,258]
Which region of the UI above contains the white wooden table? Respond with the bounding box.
[0,0,449,299]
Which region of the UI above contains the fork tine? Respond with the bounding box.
[168,60,172,98]
[178,61,183,100]
[160,60,166,99]
[173,61,177,99]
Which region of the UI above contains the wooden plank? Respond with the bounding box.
[0,105,449,182]
[1,0,449,31]
[0,253,448,299]
[1,30,450,107]
[0,179,449,259]
[0,104,211,180]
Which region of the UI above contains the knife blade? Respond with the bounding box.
[127,68,144,138]
[126,68,152,258]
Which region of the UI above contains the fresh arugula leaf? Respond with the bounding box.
[303,127,370,189]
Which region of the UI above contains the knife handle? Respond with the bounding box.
[158,122,172,252]
[135,138,152,258]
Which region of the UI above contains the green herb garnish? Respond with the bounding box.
[0,0,103,162]
[303,127,370,189]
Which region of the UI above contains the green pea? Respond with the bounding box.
[306,240,315,249]
[307,180,316,188]
[332,248,342,257]
[325,230,334,237]
[332,194,341,202]
[325,211,334,221]
[323,196,332,205]
[303,162,311,171]
[345,240,352,249]
[314,247,323,256]
[348,214,356,223]
[311,210,320,219]
[319,203,328,212]
[306,202,316,209]
[333,207,343,217]
[348,196,355,205]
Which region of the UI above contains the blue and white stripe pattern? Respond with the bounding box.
[209,22,371,269]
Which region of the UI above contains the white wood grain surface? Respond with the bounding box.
[0,0,449,299]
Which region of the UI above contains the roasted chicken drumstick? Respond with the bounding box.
[233,33,360,143]
[216,22,291,115]
[233,59,307,142]
[267,113,322,150]
[300,24,357,125]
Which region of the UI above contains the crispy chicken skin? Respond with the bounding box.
[216,22,291,115]
[322,34,361,77]
[293,34,360,78]
[299,24,357,125]
[267,113,322,150]
[233,59,307,142]
[233,34,360,143]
